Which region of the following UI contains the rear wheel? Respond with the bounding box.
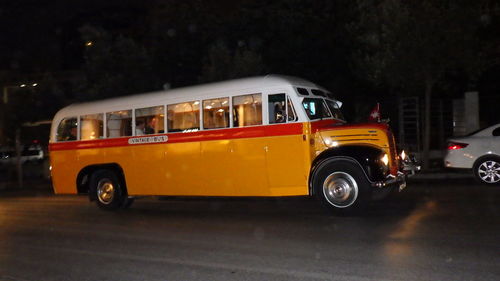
[473,157,500,184]
[90,169,127,210]
[313,159,371,214]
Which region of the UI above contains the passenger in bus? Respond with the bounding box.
[145,117,156,134]
[135,120,145,135]
[66,127,77,141]
[274,103,285,123]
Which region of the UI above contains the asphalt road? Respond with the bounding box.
[0,178,499,281]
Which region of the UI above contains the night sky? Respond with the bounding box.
[0,0,499,127]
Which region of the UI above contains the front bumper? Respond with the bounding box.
[371,158,420,191]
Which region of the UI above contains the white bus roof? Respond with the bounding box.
[54,75,328,118]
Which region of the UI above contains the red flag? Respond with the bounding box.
[369,103,380,122]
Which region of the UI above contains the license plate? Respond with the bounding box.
[399,181,407,191]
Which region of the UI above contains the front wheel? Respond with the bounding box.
[473,157,500,184]
[313,159,371,214]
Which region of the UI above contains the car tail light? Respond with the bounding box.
[447,142,468,150]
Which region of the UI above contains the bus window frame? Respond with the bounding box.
[134,105,166,135]
[80,113,104,141]
[324,99,346,122]
[266,92,298,125]
[106,109,133,138]
[56,116,79,142]
[201,96,231,130]
[166,100,201,133]
[287,95,298,122]
[300,97,334,121]
[232,93,263,128]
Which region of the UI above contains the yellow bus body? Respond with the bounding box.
[50,121,396,197]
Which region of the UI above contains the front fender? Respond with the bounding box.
[310,145,389,184]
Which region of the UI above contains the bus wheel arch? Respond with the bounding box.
[309,145,386,196]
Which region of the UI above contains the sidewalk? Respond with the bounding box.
[408,170,474,181]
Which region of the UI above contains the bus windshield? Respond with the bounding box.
[302,98,332,120]
[325,100,345,121]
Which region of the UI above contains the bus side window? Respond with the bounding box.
[135,106,165,135]
[268,94,286,124]
[56,117,78,141]
[81,114,103,140]
[287,96,297,122]
[167,101,200,132]
[233,93,262,127]
[106,110,132,138]
[203,97,230,129]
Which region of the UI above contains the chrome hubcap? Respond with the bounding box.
[323,172,358,208]
[478,160,500,183]
[97,178,115,204]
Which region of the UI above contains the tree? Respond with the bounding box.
[79,25,161,101]
[198,40,265,83]
[351,0,485,169]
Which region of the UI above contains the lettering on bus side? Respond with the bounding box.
[128,135,169,145]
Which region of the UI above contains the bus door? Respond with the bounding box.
[163,101,203,195]
[264,92,308,195]
[229,93,269,196]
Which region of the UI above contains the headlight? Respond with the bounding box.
[381,154,389,166]
[401,150,406,161]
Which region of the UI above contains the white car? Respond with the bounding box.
[0,144,44,166]
[444,124,500,184]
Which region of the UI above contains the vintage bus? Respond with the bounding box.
[49,75,417,213]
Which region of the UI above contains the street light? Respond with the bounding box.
[2,82,38,104]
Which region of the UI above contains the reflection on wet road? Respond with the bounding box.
[0,178,499,281]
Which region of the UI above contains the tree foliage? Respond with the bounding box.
[79,25,161,100]
[198,40,265,83]
[352,0,484,92]
[351,0,487,169]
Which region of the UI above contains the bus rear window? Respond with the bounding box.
[302,98,331,120]
[56,117,78,141]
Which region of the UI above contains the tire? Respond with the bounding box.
[473,157,500,185]
[313,159,371,214]
[89,169,126,210]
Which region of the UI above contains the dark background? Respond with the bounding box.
[0,0,499,146]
